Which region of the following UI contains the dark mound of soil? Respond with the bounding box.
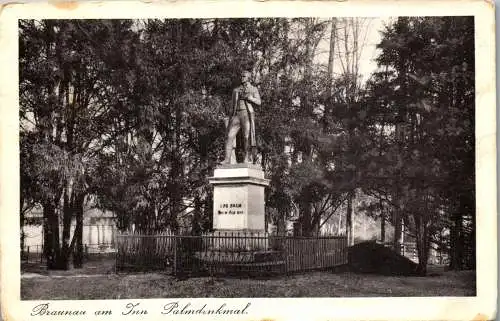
[348,241,419,276]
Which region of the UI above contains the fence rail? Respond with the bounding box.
[116,233,348,276]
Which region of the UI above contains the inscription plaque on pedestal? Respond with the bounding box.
[208,163,269,232]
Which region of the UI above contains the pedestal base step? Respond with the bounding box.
[226,260,286,276]
[170,248,287,277]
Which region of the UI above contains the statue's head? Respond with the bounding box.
[240,71,251,84]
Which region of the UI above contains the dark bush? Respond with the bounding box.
[348,241,419,276]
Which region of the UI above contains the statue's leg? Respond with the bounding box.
[248,111,256,163]
[241,112,251,163]
[224,117,237,164]
[222,117,240,164]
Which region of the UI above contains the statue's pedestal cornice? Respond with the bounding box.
[209,163,270,187]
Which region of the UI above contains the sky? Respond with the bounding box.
[315,17,393,84]
[357,18,392,82]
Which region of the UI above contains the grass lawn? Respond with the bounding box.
[21,261,475,299]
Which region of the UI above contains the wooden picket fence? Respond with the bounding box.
[115,232,348,276]
[283,237,347,272]
[116,232,176,272]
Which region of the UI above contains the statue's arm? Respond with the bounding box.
[247,86,261,106]
[230,89,238,115]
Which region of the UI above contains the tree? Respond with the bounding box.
[20,20,138,269]
[365,16,475,273]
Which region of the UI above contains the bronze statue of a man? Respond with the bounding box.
[222,71,261,164]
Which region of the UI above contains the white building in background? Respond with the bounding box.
[23,205,117,253]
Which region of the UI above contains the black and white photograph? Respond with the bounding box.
[0,1,496,320]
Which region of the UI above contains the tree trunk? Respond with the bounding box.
[327,18,336,94]
[168,101,183,234]
[299,200,312,237]
[380,208,386,243]
[337,211,342,235]
[415,215,429,276]
[469,204,476,269]
[449,211,463,270]
[346,191,354,245]
[204,190,213,232]
[43,201,61,269]
[73,194,85,268]
[59,189,72,270]
[392,189,403,255]
[191,194,203,236]
[20,230,26,260]
[20,195,25,258]
[392,211,403,255]
[276,210,287,236]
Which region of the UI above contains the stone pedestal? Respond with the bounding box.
[208,163,270,232]
[201,165,277,270]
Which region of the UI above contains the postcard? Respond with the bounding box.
[0,0,496,320]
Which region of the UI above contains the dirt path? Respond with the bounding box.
[21,273,110,279]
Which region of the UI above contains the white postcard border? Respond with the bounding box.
[0,1,496,321]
